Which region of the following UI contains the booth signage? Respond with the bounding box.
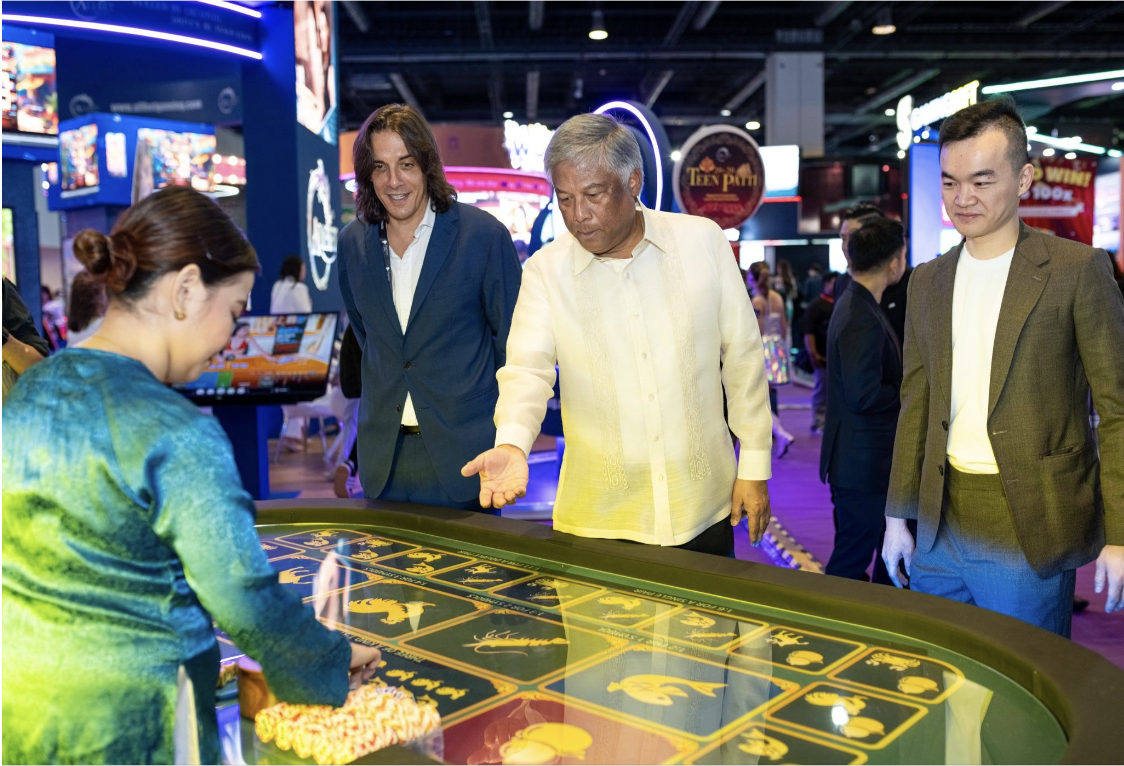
[1019,156,1096,245]
[673,125,766,230]
[503,120,553,173]
[306,159,337,291]
[896,80,980,151]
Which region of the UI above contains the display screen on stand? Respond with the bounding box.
[172,312,339,406]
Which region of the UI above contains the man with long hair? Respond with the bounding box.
[337,104,522,510]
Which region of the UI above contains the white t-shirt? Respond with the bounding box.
[947,244,1015,474]
[270,278,312,314]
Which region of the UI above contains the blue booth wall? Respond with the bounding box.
[2,160,45,330]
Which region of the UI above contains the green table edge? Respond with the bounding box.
[256,499,1124,765]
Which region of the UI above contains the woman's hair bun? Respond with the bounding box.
[73,228,138,293]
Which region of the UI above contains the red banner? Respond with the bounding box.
[1019,156,1096,245]
[673,126,766,230]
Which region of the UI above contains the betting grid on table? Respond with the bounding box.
[219,524,1068,765]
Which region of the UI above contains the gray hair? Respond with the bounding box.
[544,113,644,189]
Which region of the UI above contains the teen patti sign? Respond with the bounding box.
[673,126,766,230]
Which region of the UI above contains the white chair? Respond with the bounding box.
[324,390,360,469]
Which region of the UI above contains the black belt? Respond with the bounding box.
[399,424,421,435]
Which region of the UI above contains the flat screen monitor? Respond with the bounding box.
[172,312,339,406]
[1,38,57,136]
[59,123,99,196]
[294,0,337,144]
[134,128,217,200]
[2,208,14,284]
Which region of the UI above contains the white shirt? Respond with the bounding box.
[388,203,437,427]
[495,207,773,546]
[270,278,313,314]
[947,244,1015,474]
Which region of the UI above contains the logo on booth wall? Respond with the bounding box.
[69,94,97,118]
[672,126,766,230]
[217,87,238,116]
[306,159,338,292]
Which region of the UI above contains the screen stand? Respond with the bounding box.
[215,405,290,501]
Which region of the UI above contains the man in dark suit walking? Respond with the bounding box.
[883,96,1124,635]
[337,104,522,510]
[821,218,907,584]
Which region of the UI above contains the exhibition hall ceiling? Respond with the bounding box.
[335,0,1124,155]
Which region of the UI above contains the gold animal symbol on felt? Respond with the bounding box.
[277,566,314,584]
[786,650,825,667]
[461,577,504,584]
[407,563,436,574]
[435,686,467,700]
[410,678,443,692]
[261,543,277,551]
[898,676,939,695]
[304,538,329,547]
[766,630,809,648]
[866,652,921,671]
[499,723,594,765]
[416,694,438,708]
[529,578,566,589]
[346,597,435,625]
[350,550,379,561]
[680,612,716,629]
[466,564,497,575]
[364,539,394,548]
[607,675,727,706]
[599,596,643,611]
[838,716,885,739]
[529,592,572,602]
[804,691,867,716]
[600,611,651,621]
[737,729,789,761]
[407,552,443,563]
[386,669,415,681]
[463,629,569,656]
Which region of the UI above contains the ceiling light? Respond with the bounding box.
[1107,149,1122,158]
[1042,148,1055,156]
[670,149,682,162]
[981,69,1124,94]
[921,129,930,139]
[588,9,608,40]
[1027,133,1106,155]
[897,149,906,159]
[746,120,761,130]
[913,135,921,144]
[1113,82,1124,91]
[502,111,514,119]
[1064,152,1077,160]
[871,10,896,35]
[884,108,895,116]
[720,109,732,117]
[882,165,890,172]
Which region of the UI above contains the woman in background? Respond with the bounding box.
[2,187,379,764]
[65,270,108,346]
[270,255,314,451]
[750,261,795,458]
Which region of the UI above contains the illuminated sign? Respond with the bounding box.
[673,125,766,229]
[896,80,979,151]
[503,120,553,173]
[306,159,337,292]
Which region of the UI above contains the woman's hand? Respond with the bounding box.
[348,642,382,690]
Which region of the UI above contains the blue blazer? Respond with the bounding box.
[337,202,522,502]
[819,280,903,493]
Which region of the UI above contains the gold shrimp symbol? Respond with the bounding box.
[607,674,727,706]
[804,691,867,716]
[598,596,643,611]
[766,630,809,648]
[462,629,569,656]
[346,597,434,624]
[738,729,789,761]
[499,723,593,765]
[866,652,920,671]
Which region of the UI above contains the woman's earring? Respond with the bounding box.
[174,309,187,321]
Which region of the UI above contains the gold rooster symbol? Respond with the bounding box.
[765,630,809,648]
[607,674,727,706]
[738,729,789,761]
[499,723,593,764]
[866,652,921,672]
[804,691,867,716]
[346,597,434,625]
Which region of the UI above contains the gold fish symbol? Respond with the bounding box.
[686,630,736,641]
[346,597,434,624]
[462,629,569,656]
[599,596,642,611]
[766,630,809,648]
[461,577,503,584]
[737,729,789,761]
[866,652,921,671]
[607,674,727,706]
[786,650,825,667]
[499,723,593,765]
[898,676,939,695]
[466,564,497,575]
[838,716,885,739]
[805,691,866,716]
[600,611,650,621]
[680,611,716,629]
[529,593,571,602]
[407,552,443,563]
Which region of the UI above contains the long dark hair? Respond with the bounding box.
[73,186,260,302]
[352,104,456,225]
[66,270,107,333]
[278,255,303,281]
[749,261,771,298]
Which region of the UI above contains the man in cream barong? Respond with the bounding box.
[462,113,774,556]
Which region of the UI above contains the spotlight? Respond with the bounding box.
[589,9,608,40]
[1042,148,1055,156]
[884,108,895,116]
[872,9,896,35]
[670,150,682,162]
[1065,152,1077,159]
[746,121,761,130]
[720,109,732,117]
[503,111,514,119]
[1113,82,1124,91]
[897,149,906,159]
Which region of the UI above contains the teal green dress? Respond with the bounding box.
[2,349,351,764]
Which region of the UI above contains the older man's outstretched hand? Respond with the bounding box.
[461,444,529,509]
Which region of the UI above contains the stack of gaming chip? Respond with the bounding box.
[255,685,441,765]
